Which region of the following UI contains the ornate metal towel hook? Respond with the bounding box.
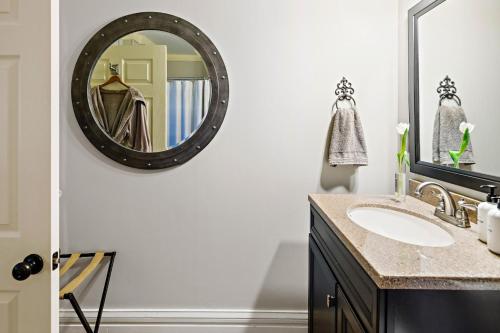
[109,64,120,76]
[332,77,356,111]
[437,75,461,106]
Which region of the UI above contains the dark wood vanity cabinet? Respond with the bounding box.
[309,206,500,333]
[335,287,366,333]
[310,236,366,333]
[309,206,376,333]
[309,238,337,333]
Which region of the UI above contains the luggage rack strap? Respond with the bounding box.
[59,253,81,277]
[59,252,104,299]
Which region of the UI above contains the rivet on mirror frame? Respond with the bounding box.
[174,158,178,162]
[148,15,152,19]
[100,145,105,149]
[75,78,79,81]
[196,146,201,150]
[83,125,88,129]
[124,19,128,23]
[221,75,226,80]
[212,125,217,130]
[76,101,80,104]
[84,52,88,56]
[174,19,179,23]
[122,157,127,162]
[101,33,105,37]
[146,162,152,167]
[221,100,226,104]
[196,32,201,36]
[213,51,217,55]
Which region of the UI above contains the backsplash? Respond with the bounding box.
[409,179,479,223]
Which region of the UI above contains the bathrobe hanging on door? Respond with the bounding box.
[91,86,152,152]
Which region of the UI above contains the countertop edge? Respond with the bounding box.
[309,198,386,289]
[308,194,500,291]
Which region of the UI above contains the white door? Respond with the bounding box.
[110,45,168,152]
[0,0,59,332]
[91,44,168,152]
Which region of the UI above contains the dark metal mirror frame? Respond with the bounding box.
[408,0,500,192]
[72,12,229,169]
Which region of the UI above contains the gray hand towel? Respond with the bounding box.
[328,107,368,166]
[432,105,474,165]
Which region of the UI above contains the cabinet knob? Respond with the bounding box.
[326,294,336,308]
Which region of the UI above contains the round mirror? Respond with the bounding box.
[72,13,229,169]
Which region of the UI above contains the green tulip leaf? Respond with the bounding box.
[459,128,470,154]
[449,128,472,169]
[404,151,410,167]
[397,128,409,172]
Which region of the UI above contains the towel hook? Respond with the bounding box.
[332,77,356,111]
[437,75,461,106]
[109,64,120,76]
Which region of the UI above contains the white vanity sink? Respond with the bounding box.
[347,206,455,247]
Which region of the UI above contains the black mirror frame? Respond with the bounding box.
[408,0,500,192]
[72,12,229,169]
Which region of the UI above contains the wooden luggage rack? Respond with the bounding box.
[59,251,116,333]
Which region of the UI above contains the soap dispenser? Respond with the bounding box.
[478,185,497,242]
[487,197,500,254]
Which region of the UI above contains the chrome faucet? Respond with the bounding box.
[414,182,476,228]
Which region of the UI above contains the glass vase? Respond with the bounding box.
[394,171,407,202]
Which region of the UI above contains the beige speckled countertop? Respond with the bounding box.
[309,194,500,290]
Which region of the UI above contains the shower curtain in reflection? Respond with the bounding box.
[167,79,211,148]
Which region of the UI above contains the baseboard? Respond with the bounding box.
[60,309,308,333]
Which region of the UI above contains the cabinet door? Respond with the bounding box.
[309,236,337,333]
[336,287,366,333]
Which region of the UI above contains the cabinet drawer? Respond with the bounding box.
[311,207,378,333]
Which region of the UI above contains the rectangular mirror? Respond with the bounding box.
[409,0,500,191]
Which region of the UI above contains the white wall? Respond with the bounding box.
[60,0,399,330]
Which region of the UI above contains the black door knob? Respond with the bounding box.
[12,254,44,281]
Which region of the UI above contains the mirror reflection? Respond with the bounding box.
[417,0,500,176]
[90,30,211,152]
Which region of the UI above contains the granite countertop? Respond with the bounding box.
[309,194,500,290]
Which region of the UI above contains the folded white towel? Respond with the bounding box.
[328,107,368,166]
[432,105,474,165]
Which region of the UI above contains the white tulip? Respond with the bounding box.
[459,122,475,134]
[396,123,410,135]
